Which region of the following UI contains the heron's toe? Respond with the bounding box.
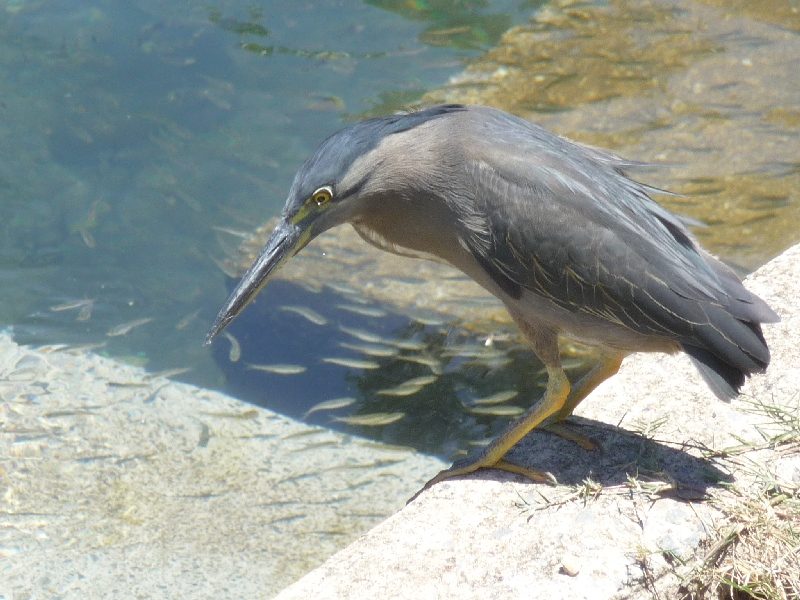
[540,422,598,451]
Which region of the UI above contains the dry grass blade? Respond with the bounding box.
[679,392,800,600]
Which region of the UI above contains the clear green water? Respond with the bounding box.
[0,0,549,459]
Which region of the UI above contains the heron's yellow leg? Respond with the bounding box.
[547,353,625,423]
[538,422,597,450]
[416,366,570,496]
[539,353,625,450]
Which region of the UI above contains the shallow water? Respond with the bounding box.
[425,0,800,271]
[0,0,539,398]
[2,0,798,462]
[3,2,799,594]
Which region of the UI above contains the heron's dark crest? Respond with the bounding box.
[284,104,467,221]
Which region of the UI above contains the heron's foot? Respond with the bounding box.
[408,456,555,503]
[407,364,571,504]
[539,422,597,451]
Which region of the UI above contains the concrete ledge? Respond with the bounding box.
[274,245,800,599]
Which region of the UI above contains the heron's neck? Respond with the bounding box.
[350,194,462,267]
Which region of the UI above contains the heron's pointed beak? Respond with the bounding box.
[205,218,310,345]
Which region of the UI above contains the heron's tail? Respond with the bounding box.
[681,254,778,400]
[682,325,766,401]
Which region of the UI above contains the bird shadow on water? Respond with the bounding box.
[211,278,734,500]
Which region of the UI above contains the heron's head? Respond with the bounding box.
[205,105,466,343]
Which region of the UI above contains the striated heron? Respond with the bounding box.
[206,104,778,494]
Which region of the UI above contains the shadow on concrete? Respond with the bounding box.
[462,417,732,500]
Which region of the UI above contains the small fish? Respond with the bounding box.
[50,298,94,312]
[139,386,165,404]
[377,383,423,397]
[481,357,514,370]
[391,338,427,351]
[535,357,589,375]
[87,198,102,224]
[210,256,239,278]
[281,429,328,442]
[398,354,442,369]
[311,94,345,109]
[377,374,438,396]
[561,357,590,370]
[211,225,251,238]
[67,342,107,353]
[427,25,471,36]
[106,317,154,337]
[333,412,405,426]
[339,342,398,357]
[481,332,512,346]
[410,313,446,327]
[76,303,93,322]
[296,280,323,294]
[79,226,96,249]
[442,346,504,359]
[312,50,350,61]
[147,367,192,379]
[221,331,241,362]
[471,390,519,406]
[200,409,259,419]
[326,281,359,295]
[467,438,492,447]
[280,305,328,326]
[470,405,525,417]
[173,189,203,212]
[176,308,201,330]
[339,325,385,344]
[198,423,210,448]
[336,304,387,318]
[302,397,357,419]
[290,439,341,453]
[337,292,372,305]
[33,344,70,353]
[323,357,380,370]
[248,363,307,375]
[405,375,438,386]
[107,379,149,387]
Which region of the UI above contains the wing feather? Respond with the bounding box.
[449,109,774,379]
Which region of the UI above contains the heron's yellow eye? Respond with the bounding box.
[312,186,333,206]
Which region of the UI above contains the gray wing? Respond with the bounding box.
[455,114,774,377]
